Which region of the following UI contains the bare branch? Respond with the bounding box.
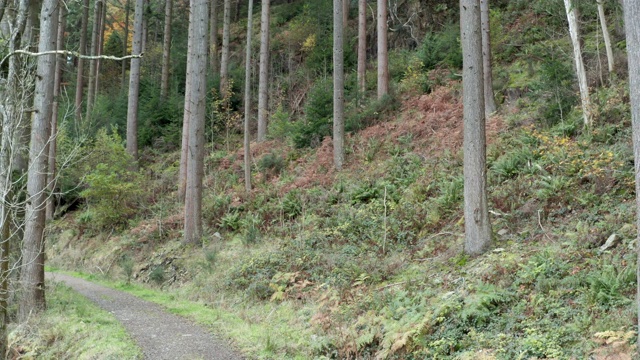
[1,50,143,69]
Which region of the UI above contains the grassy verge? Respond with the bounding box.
[48,268,312,359]
[9,280,142,359]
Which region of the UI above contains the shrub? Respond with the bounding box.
[79,129,144,230]
[257,152,286,179]
[418,23,463,71]
[294,78,333,148]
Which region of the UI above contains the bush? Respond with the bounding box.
[257,152,286,179]
[294,78,333,148]
[418,23,463,71]
[79,129,144,230]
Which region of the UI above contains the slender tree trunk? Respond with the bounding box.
[94,2,107,103]
[47,4,66,222]
[377,0,388,99]
[179,0,195,202]
[357,0,366,96]
[76,0,90,121]
[243,0,254,191]
[257,0,269,142]
[121,0,130,89]
[160,0,173,99]
[0,0,7,25]
[0,0,29,351]
[209,0,219,74]
[219,0,231,97]
[461,0,491,256]
[126,0,144,161]
[343,0,348,29]
[480,0,496,116]
[142,0,148,52]
[13,0,40,174]
[184,0,209,244]
[19,0,58,321]
[563,0,592,126]
[86,0,103,120]
[597,0,614,75]
[333,0,344,170]
[622,0,640,352]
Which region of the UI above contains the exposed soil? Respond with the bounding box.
[46,272,244,360]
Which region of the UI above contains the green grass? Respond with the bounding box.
[9,280,142,359]
[50,269,313,359]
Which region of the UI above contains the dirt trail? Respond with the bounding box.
[46,272,244,360]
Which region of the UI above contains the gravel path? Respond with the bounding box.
[46,272,244,360]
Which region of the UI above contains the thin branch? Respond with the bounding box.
[1,50,143,68]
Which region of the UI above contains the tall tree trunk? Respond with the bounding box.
[597,0,614,75]
[622,0,640,352]
[126,0,144,161]
[47,4,66,222]
[76,0,90,121]
[13,0,40,174]
[160,0,173,99]
[209,0,219,74]
[94,1,107,103]
[219,0,231,97]
[461,0,491,256]
[257,0,269,142]
[0,0,7,25]
[86,0,103,120]
[333,0,344,170]
[376,0,388,99]
[480,0,496,116]
[563,0,592,126]
[121,0,130,90]
[184,0,209,244]
[179,0,194,202]
[0,0,29,351]
[142,0,148,52]
[243,0,254,191]
[19,0,58,321]
[357,0,366,96]
[343,0,348,29]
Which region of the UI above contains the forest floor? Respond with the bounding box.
[45,272,244,360]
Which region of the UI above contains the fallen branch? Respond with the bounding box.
[1,50,143,68]
[376,281,406,291]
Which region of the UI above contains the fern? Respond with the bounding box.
[461,283,513,327]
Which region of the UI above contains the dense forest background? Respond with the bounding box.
[2,0,640,358]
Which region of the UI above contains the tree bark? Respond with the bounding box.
[160,0,173,99]
[19,0,58,321]
[94,0,107,103]
[0,0,29,351]
[597,0,614,75]
[243,0,254,191]
[334,0,344,170]
[357,0,366,96]
[461,0,491,256]
[209,0,219,74]
[343,0,348,30]
[563,0,592,126]
[86,0,103,120]
[622,0,640,351]
[480,0,496,116]
[179,0,195,203]
[47,4,66,222]
[376,0,388,99]
[257,0,269,142]
[184,0,209,244]
[76,0,90,121]
[121,0,130,90]
[126,0,144,161]
[219,0,231,97]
